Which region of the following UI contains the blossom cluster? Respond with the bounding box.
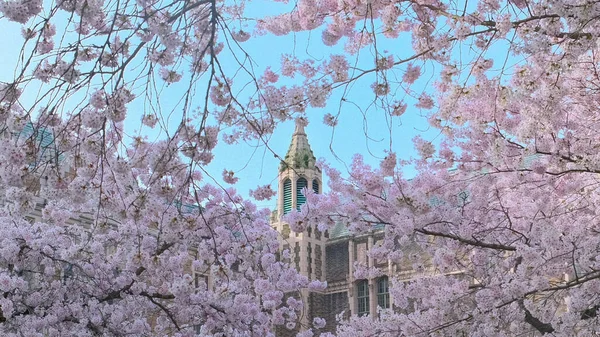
[3,0,600,335]
[249,184,276,201]
[0,0,42,23]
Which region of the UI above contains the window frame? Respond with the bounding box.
[377,276,390,309]
[357,280,370,316]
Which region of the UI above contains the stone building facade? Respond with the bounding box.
[271,123,427,334]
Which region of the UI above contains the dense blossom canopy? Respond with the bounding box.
[1,0,600,336]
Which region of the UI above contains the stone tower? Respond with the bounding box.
[272,120,327,328]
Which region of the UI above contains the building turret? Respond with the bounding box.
[277,120,321,217]
[272,119,327,331]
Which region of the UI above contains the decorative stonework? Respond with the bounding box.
[279,119,317,171]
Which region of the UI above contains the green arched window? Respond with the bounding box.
[312,179,319,194]
[283,178,292,214]
[296,177,307,210]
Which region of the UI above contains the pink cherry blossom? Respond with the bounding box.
[249,185,276,200]
[402,63,421,84]
[231,29,251,42]
[159,68,182,84]
[415,93,434,109]
[222,169,239,184]
[0,0,42,23]
[2,0,600,335]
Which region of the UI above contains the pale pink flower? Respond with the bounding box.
[0,0,42,23]
[90,90,106,109]
[262,67,279,83]
[36,38,54,54]
[307,280,327,291]
[497,14,513,36]
[0,83,22,103]
[403,63,421,84]
[21,27,36,39]
[371,81,390,96]
[222,169,238,184]
[323,113,337,127]
[413,136,435,158]
[322,28,342,46]
[380,152,396,176]
[328,55,349,82]
[141,114,158,128]
[249,185,276,201]
[392,101,407,116]
[210,81,231,106]
[149,48,175,66]
[510,0,528,9]
[231,29,251,42]
[159,68,182,84]
[298,60,317,78]
[33,60,54,83]
[416,93,434,109]
[313,317,326,329]
[377,55,395,70]
[281,55,298,77]
[307,84,329,107]
[454,22,471,40]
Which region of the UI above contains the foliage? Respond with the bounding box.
[280,1,600,336]
[2,0,600,336]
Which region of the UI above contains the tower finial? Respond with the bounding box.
[294,117,307,135]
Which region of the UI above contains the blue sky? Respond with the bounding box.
[0,2,440,210]
[205,28,437,209]
[206,1,443,209]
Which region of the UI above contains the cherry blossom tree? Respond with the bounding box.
[276,1,600,336]
[0,0,315,335]
[2,0,600,336]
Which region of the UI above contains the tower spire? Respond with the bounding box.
[273,118,325,303]
[281,118,316,170]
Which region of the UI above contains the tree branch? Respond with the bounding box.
[416,227,517,251]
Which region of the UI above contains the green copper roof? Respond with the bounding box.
[22,122,55,150]
[21,122,58,166]
[329,221,385,240]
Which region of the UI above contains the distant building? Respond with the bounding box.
[6,120,430,335]
[271,122,428,334]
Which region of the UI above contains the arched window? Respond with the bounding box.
[377,276,390,309]
[312,179,320,194]
[357,280,370,316]
[283,178,292,214]
[296,177,307,210]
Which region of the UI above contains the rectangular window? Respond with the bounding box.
[377,277,390,309]
[282,224,291,239]
[357,280,369,316]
